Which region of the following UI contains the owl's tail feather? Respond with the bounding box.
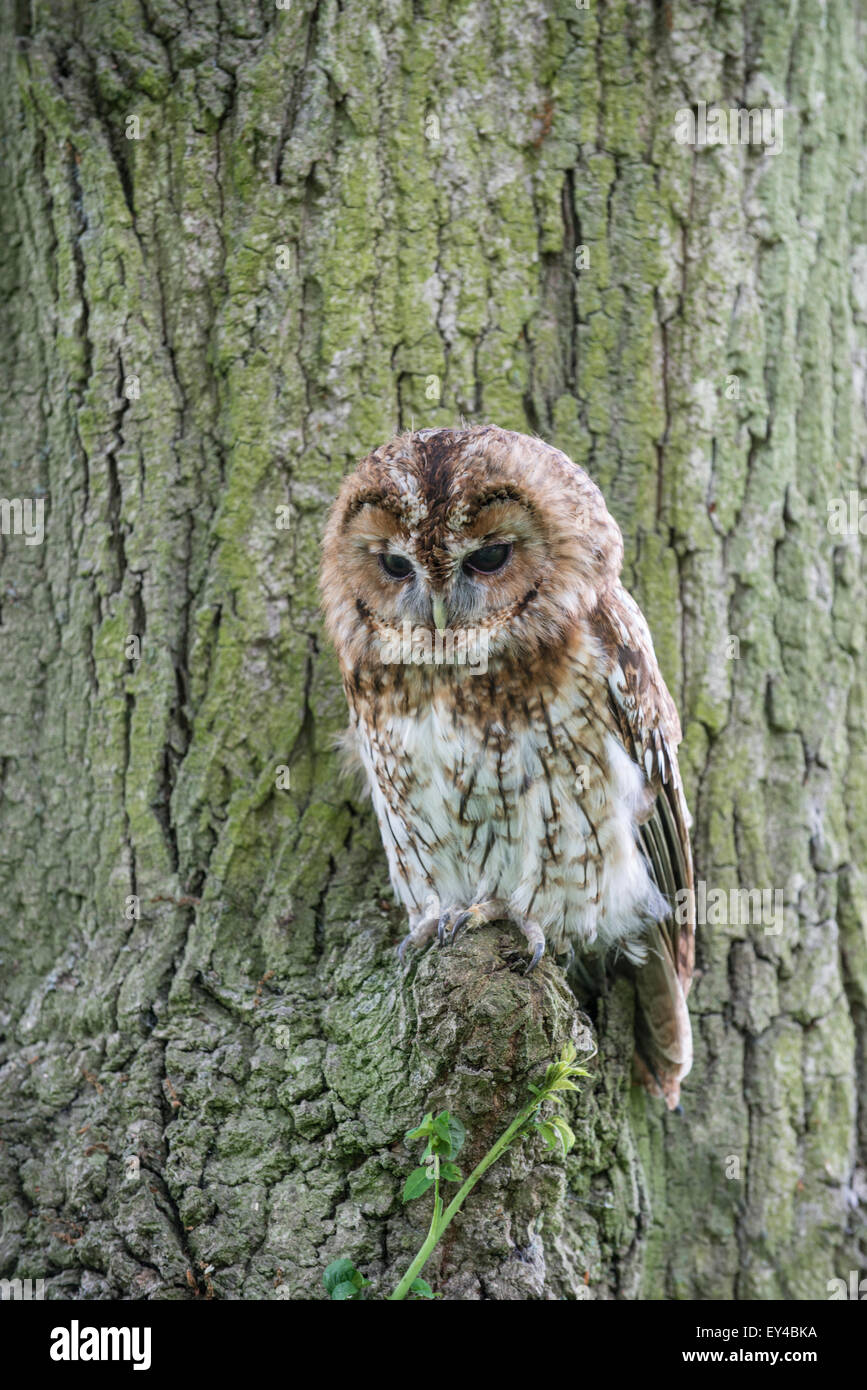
[632,939,693,1111]
[632,762,695,1110]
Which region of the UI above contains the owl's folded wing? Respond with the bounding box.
[591,587,695,1108]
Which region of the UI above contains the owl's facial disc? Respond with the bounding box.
[321,426,627,678]
[333,488,557,664]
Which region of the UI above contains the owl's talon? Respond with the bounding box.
[399,904,441,964]
[450,909,474,943]
[432,901,506,948]
[518,916,546,974]
[524,940,545,974]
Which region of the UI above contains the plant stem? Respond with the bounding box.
[432,1155,441,1238]
[388,1097,541,1301]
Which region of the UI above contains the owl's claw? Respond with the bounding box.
[524,939,546,974]
[437,901,502,947]
[404,901,541,969]
[519,917,547,975]
[451,909,475,943]
[398,902,441,964]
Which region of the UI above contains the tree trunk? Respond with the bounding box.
[1,0,865,1301]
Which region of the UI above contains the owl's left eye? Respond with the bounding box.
[379,553,413,580]
[463,542,512,575]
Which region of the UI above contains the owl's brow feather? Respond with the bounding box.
[460,486,537,525]
[340,466,539,558]
[342,490,408,524]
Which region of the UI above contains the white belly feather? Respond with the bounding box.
[354,685,667,956]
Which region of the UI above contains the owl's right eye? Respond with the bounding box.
[379,553,413,580]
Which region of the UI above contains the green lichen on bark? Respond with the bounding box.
[0,0,865,1300]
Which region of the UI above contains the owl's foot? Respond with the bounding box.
[436,898,508,947]
[400,900,546,974]
[397,899,441,963]
[518,917,546,974]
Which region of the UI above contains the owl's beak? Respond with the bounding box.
[432,595,448,631]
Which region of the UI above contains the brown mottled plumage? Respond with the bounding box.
[320,424,695,1108]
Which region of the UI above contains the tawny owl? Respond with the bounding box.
[320,425,695,1109]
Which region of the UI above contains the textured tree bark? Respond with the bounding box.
[0,0,865,1301]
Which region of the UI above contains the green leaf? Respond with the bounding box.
[403,1166,436,1202]
[550,1115,576,1154]
[439,1161,463,1182]
[323,1258,358,1294]
[409,1278,435,1299]
[432,1111,452,1144]
[445,1113,466,1158]
[331,1280,361,1300]
[535,1120,559,1150]
[405,1112,434,1143]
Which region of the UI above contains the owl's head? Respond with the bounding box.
[320,425,624,675]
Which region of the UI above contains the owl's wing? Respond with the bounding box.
[591,586,695,1110]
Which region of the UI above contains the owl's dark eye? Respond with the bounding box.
[463,542,512,575]
[379,553,413,580]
